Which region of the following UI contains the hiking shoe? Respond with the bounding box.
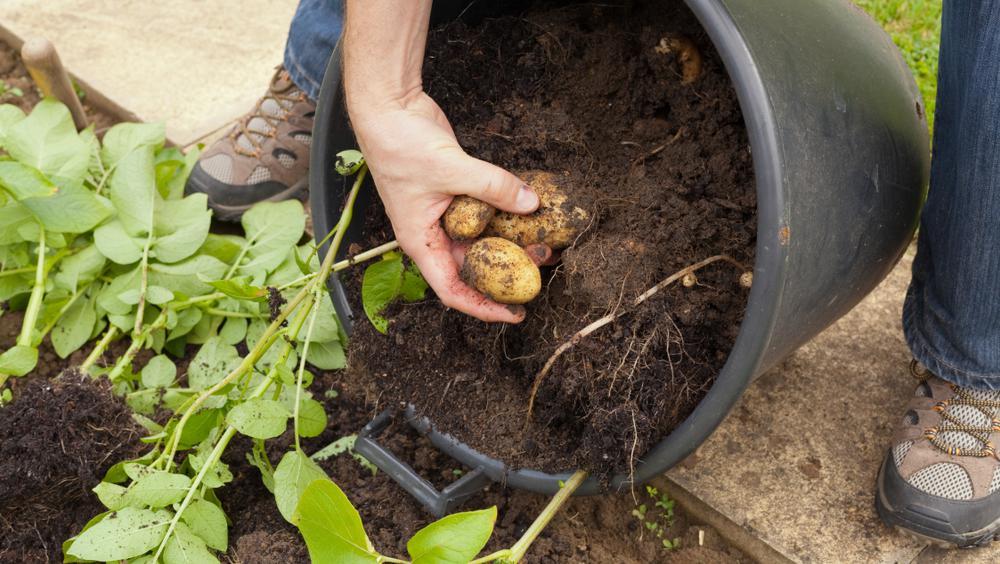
[186,66,314,221]
[876,361,1000,548]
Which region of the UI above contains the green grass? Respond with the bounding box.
[854,0,942,134]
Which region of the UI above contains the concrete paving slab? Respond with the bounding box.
[0,0,298,145]
[667,247,1000,563]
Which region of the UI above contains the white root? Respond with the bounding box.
[525,254,746,421]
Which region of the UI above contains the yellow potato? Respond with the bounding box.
[461,237,541,305]
[485,171,589,249]
[654,35,703,84]
[443,195,496,240]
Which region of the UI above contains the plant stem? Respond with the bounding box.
[171,292,225,309]
[167,165,368,461]
[133,235,153,338]
[506,471,589,563]
[293,287,323,451]
[332,240,399,271]
[80,326,119,373]
[275,272,319,291]
[154,299,318,559]
[152,165,369,557]
[17,227,46,347]
[468,471,588,563]
[469,550,512,563]
[204,308,259,319]
[158,295,306,471]
[151,425,238,563]
[224,236,257,280]
[274,240,400,292]
[108,310,168,381]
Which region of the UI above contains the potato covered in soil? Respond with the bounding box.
[654,35,703,84]
[461,237,541,304]
[485,170,589,249]
[443,195,496,240]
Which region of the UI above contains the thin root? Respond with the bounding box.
[525,254,746,422]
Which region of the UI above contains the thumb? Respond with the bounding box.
[458,158,539,214]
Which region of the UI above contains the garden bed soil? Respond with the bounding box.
[0,315,747,563]
[0,36,116,132]
[346,0,756,477]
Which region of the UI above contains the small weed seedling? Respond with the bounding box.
[632,485,681,551]
[0,81,23,98]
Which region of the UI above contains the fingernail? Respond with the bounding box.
[506,304,527,322]
[516,185,539,212]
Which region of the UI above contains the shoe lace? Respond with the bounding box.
[231,70,307,158]
[913,360,1000,458]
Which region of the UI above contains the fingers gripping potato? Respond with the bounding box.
[485,171,589,249]
[443,195,496,240]
[461,237,542,305]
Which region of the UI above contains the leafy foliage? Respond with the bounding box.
[1,104,565,563]
[296,479,497,564]
[361,251,428,333]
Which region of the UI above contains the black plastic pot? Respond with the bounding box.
[310,0,929,514]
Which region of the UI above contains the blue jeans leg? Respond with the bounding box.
[903,0,1000,390]
[283,0,344,100]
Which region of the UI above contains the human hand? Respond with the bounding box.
[350,91,544,323]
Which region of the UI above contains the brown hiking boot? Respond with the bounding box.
[876,361,1000,547]
[186,66,314,221]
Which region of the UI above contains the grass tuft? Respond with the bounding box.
[854,0,942,135]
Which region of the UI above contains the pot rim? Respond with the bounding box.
[310,0,788,496]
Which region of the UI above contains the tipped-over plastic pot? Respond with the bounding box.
[309,0,929,514]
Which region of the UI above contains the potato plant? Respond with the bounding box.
[294,469,588,563]
[0,100,583,563]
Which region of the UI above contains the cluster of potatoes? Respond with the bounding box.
[445,171,589,305]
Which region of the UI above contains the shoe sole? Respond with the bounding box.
[876,459,1000,549]
[187,175,309,223]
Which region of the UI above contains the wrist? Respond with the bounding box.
[345,80,419,121]
[345,82,426,146]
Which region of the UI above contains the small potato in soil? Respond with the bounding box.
[655,35,703,84]
[443,195,496,240]
[461,237,541,304]
[486,170,589,249]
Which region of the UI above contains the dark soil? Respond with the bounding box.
[0,374,145,562]
[223,370,748,564]
[347,0,757,477]
[0,312,746,563]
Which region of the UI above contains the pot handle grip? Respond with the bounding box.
[355,408,493,518]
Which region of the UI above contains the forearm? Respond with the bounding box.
[343,0,433,115]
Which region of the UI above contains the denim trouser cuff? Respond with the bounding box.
[284,44,324,101]
[903,286,1000,391]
